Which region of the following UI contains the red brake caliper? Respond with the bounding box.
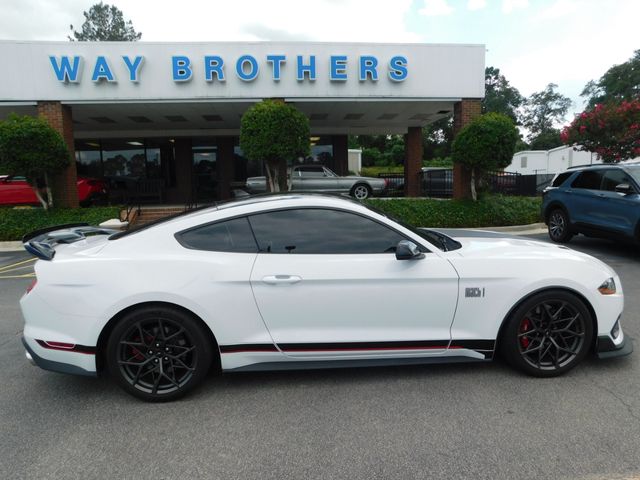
[130,335,145,361]
[520,318,531,348]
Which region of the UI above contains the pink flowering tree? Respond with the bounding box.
[561,100,640,162]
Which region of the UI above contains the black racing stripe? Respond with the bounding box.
[449,339,496,351]
[36,340,96,354]
[220,340,497,355]
[220,344,279,353]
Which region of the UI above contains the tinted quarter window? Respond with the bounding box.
[572,171,603,190]
[551,172,573,187]
[601,169,633,191]
[178,217,257,253]
[248,208,406,254]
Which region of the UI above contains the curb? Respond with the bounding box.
[0,241,23,252]
[471,222,547,236]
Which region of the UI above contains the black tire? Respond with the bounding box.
[106,306,213,402]
[547,208,573,243]
[500,290,594,377]
[350,183,372,200]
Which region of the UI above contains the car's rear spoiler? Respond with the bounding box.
[22,223,118,261]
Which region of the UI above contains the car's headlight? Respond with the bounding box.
[598,277,616,295]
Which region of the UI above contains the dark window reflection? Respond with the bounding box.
[179,217,257,253]
[248,208,405,254]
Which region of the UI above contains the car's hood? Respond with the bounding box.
[436,229,610,268]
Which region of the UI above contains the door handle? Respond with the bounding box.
[262,275,302,285]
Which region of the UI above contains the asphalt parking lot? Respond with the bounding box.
[1,234,639,480]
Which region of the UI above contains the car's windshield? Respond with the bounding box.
[362,203,461,251]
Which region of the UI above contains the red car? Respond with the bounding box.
[0,175,107,206]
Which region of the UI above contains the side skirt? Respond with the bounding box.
[225,355,490,373]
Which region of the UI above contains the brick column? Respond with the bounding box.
[37,101,79,208]
[452,99,482,199]
[217,137,234,200]
[331,135,348,175]
[404,126,423,197]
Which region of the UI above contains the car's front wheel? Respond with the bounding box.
[500,290,594,377]
[548,208,573,243]
[351,184,372,200]
[106,306,213,402]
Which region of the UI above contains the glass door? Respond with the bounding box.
[192,145,217,203]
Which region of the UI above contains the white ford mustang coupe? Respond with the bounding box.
[20,194,631,401]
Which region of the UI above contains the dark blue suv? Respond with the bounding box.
[542,164,640,244]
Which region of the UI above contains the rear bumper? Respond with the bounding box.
[22,337,97,377]
[596,334,633,359]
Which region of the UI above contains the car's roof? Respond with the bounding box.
[566,162,640,171]
[110,193,365,240]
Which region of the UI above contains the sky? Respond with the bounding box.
[1,0,638,118]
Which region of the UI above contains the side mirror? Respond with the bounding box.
[615,183,635,195]
[395,240,425,260]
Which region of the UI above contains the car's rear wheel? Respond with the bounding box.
[500,290,593,377]
[548,208,573,243]
[106,306,212,402]
[351,184,372,200]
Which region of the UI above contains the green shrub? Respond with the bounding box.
[0,206,121,241]
[360,165,404,177]
[365,195,541,228]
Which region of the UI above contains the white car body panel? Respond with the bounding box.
[19,195,628,377]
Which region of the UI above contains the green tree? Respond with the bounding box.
[240,100,310,192]
[0,114,70,209]
[522,83,572,149]
[561,100,640,162]
[423,116,453,160]
[451,113,518,200]
[581,50,640,109]
[69,2,142,41]
[483,67,524,124]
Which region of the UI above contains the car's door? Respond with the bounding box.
[0,176,38,205]
[291,166,338,192]
[248,208,460,358]
[567,170,605,229]
[595,169,640,237]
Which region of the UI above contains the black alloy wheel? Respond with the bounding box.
[548,208,573,243]
[106,306,212,401]
[501,290,593,377]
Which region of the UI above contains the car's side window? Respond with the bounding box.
[177,217,258,253]
[248,208,408,254]
[571,170,604,190]
[551,171,573,187]
[298,166,325,178]
[601,169,633,192]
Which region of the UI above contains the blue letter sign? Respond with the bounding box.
[122,56,144,82]
[49,56,82,83]
[172,56,192,82]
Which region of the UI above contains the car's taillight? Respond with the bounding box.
[26,278,37,294]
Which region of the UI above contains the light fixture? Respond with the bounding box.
[127,141,144,146]
[169,139,175,143]
[85,142,100,148]
[310,137,321,142]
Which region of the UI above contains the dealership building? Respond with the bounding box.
[0,41,485,207]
